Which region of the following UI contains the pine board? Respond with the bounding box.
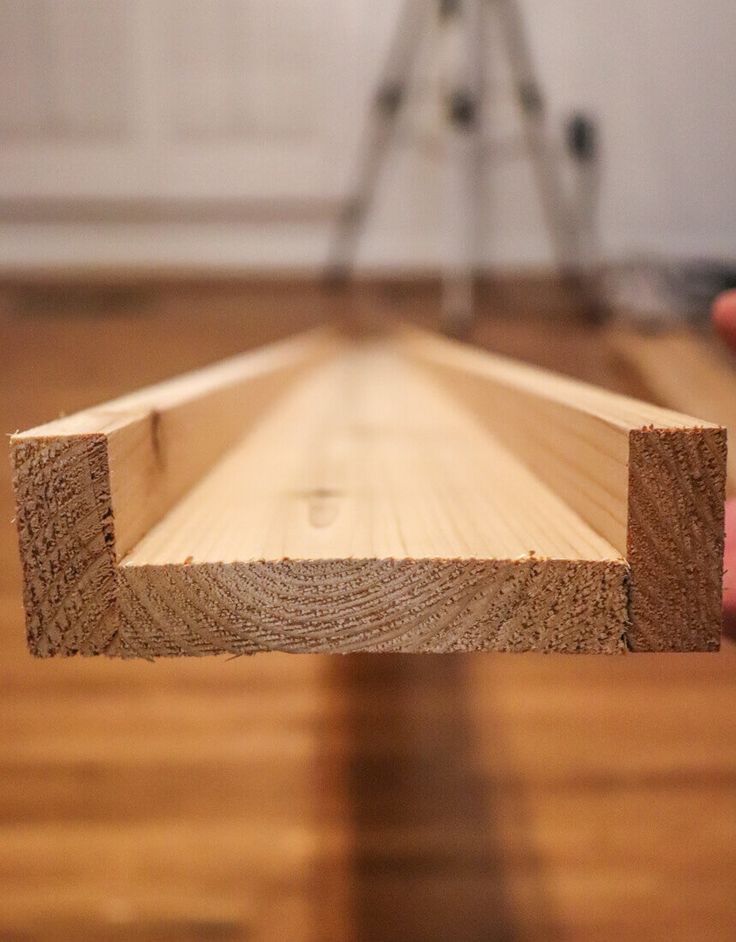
[10,326,726,657]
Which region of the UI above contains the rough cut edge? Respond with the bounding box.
[626,426,726,652]
[113,558,629,657]
[11,435,120,657]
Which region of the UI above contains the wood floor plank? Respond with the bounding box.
[1,288,736,942]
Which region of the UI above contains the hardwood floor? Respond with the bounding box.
[1,280,735,941]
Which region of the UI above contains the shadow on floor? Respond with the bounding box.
[326,654,559,942]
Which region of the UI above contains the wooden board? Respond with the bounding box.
[10,326,726,657]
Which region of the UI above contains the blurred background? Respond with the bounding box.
[0,0,734,288]
[1,1,736,940]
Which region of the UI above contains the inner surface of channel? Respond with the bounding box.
[121,343,621,567]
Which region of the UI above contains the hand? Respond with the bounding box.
[713,289,736,351]
[712,290,736,633]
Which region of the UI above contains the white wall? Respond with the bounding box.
[0,0,734,272]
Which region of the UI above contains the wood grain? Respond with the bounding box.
[10,327,725,656]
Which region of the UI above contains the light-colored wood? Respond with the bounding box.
[11,326,726,657]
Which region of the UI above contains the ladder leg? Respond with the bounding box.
[494,0,602,317]
[325,0,430,284]
[567,113,607,321]
[439,0,484,335]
